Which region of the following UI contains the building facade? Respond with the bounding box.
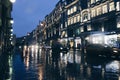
[24,0,120,50]
[0,0,14,54]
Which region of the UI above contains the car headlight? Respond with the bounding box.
[60,47,63,50]
[113,50,118,53]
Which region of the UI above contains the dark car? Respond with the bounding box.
[60,45,69,52]
[86,44,115,57]
[51,40,69,52]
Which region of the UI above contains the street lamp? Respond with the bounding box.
[10,20,14,24]
[9,0,16,3]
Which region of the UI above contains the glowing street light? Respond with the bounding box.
[11,29,13,32]
[10,20,14,24]
[9,0,16,3]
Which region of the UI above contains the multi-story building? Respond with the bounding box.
[24,0,120,50]
[79,0,120,48]
[0,0,14,54]
[45,0,63,46]
[63,0,87,49]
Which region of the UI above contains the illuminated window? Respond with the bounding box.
[87,25,91,31]
[116,2,120,11]
[91,0,95,4]
[68,19,71,25]
[65,22,67,27]
[61,24,63,28]
[68,9,70,15]
[80,26,84,32]
[74,6,77,12]
[77,15,80,22]
[74,16,77,23]
[91,9,96,17]
[109,2,115,11]
[83,13,88,22]
[102,4,108,14]
[97,7,101,15]
[71,17,73,24]
[71,8,74,14]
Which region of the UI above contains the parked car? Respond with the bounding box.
[86,44,120,57]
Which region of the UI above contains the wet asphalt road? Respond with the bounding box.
[2,48,120,80]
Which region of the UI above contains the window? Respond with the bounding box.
[91,9,96,17]
[54,28,56,34]
[91,0,95,4]
[74,16,77,23]
[116,2,120,11]
[74,6,77,12]
[71,17,73,24]
[97,7,101,15]
[80,27,84,32]
[77,15,80,22]
[67,9,70,15]
[68,19,71,25]
[71,8,74,14]
[109,2,115,12]
[76,28,80,35]
[65,22,67,27]
[61,24,63,29]
[102,4,108,14]
[83,13,88,22]
[87,25,91,31]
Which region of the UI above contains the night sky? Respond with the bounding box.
[12,0,59,37]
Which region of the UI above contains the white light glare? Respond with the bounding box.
[10,20,14,24]
[10,0,16,3]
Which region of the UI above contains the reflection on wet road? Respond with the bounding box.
[11,48,120,80]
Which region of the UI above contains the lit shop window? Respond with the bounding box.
[102,4,108,14]
[80,26,84,32]
[91,9,96,17]
[116,2,120,11]
[109,2,115,12]
[97,7,101,15]
[74,6,77,12]
[74,16,77,23]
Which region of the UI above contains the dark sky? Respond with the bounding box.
[12,0,59,37]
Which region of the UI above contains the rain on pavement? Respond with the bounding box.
[2,47,120,80]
